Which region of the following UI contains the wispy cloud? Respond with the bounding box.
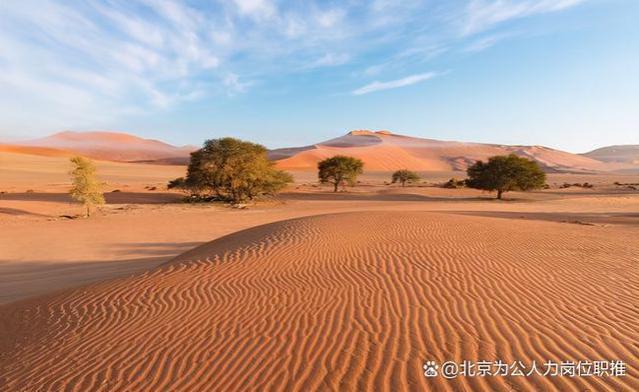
[309,53,350,68]
[462,0,587,36]
[0,0,590,135]
[353,72,437,95]
[463,32,513,52]
[223,73,253,95]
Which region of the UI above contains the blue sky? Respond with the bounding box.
[0,0,637,152]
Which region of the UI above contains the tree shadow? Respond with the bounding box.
[281,191,501,202]
[0,207,51,217]
[1,192,183,204]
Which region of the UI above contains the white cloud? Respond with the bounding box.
[353,72,437,95]
[463,32,512,52]
[223,73,252,95]
[462,0,586,36]
[310,53,350,68]
[0,0,593,136]
[315,9,345,28]
[233,0,276,19]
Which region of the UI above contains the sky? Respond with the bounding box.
[0,0,637,152]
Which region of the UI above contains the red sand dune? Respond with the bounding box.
[9,131,194,163]
[273,130,623,172]
[0,144,73,158]
[1,211,637,391]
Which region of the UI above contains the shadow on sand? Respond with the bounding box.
[450,210,639,226]
[1,192,183,204]
[0,240,204,305]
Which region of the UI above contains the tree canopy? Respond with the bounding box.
[169,138,293,203]
[69,156,104,216]
[466,154,546,199]
[391,169,420,187]
[317,155,364,192]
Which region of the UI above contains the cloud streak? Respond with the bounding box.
[353,72,437,95]
[0,0,590,136]
[462,0,587,35]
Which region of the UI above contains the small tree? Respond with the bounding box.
[317,155,364,192]
[391,169,420,187]
[69,156,104,216]
[466,154,546,199]
[169,138,293,203]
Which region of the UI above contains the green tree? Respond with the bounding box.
[317,155,364,192]
[169,138,293,203]
[391,169,420,187]
[69,156,105,217]
[466,154,546,199]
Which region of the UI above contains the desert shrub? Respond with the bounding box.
[466,154,546,199]
[169,138,293,203]
[69,156,105,217]
[560,182,594,189]
[317,155,364,192]
[442,178,466,189]
[391,169,420,187]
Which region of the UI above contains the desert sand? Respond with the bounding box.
[1,211,638,391]
[1,148,639,391]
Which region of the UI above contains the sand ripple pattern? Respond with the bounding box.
[1,211,638,391]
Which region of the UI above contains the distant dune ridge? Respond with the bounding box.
[1,212,637,391]
[582,145,639,164]
[1,129,637,172]
[271,130,632,172]
[1,131,195,163]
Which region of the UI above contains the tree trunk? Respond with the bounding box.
[333,182,339,192]
[401,181,406,187]
[86,204,91,217]
[497,190,503,200]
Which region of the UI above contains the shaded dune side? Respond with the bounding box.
[1,212,638,391]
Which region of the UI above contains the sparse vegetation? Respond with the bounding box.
[466,154,546,199]
[442,178,466,189]
[560,182,594,189]
[391,169,420,187]
[69,156,105,217]
[168,138,293,204]
[317,155,364,192]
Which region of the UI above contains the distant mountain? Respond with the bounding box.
[3,131,195,163]
[4,129,637,172]
[271,130,627,172]
[582,145,639,165]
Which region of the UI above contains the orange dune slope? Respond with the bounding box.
[1,212,637,391]
[273,130,620,172]
[5,131,194,163]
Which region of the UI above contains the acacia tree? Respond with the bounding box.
[69,156,105,217]
[391,169,420,187]
[168,138,293,203]
[466,154,546,199]
[317,155,364,192]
